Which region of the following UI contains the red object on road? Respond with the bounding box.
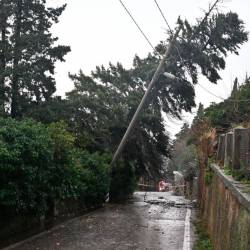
[158,180,167,192]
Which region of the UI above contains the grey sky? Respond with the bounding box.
[48,0,250,135]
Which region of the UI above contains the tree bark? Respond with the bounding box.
[0,4,7,116]
[11,0,22,118]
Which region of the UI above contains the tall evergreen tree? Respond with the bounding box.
[0,0,70,117]
[65,11,248,180]
[0,0,12,116]
[67,63,172,178]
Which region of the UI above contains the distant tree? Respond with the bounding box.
[204,77,250,128]
[175,122,190,140]
[168,123,198,179]
[0,0,70,118]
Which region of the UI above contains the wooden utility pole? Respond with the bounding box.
[110,24,182,167]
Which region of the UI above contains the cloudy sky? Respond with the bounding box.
[48,0,250,135]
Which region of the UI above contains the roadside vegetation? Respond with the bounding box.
[196,77,250,182]
[0,0,248,231]
[194,221,213,250]
[0,118,110,216]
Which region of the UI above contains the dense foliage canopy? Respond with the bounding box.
[0,0,70,118]
[205,77,250,129]
[0,118,110,215]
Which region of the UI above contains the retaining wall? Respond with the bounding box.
[201,164,250,250]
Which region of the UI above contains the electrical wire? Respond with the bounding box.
[153,0,173,35]
[153,0,185,68]
[197,83,250,102]
[152,0,247,104]
[120,0,250,104]
[197,83,225,100]
[118,0,158,55]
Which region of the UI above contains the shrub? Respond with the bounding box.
[194,221,213,250]
[0,118,112,216]
[74,151,111,207]
[0,118,54,214]
[109,161,137,202]
[47,122,78,201]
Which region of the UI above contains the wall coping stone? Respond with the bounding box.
[211,164,250,212]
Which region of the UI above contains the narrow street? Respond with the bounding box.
[4,192,195,250]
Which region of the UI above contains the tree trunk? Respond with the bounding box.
[0,26,6,116]
[0,5,7,116]
[11,0,22,118]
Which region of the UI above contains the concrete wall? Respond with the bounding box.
[201,164,250,250]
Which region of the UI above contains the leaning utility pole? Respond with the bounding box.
[110,24,182,167]
[111,0,222,168]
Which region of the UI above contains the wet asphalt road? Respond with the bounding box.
[4,192,195,250]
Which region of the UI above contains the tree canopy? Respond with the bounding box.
[0,2,248,202]
[0,0,70,118]
[61,11,248,180]
[204,77,250,129]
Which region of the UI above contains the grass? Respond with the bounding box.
[205,167,213,185]
[194,221,213,250]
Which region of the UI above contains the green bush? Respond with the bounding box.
[0,118,111,215]
[194,221,213,250]
[0,118,54,214]
[109,161,137,202]
[74,151,111,207]
[47,122,78,201]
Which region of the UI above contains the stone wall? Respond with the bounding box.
[0,199,96,249]
[201,164,250,250]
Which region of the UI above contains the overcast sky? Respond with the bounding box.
[47,0,250,135]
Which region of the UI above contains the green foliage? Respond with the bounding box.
[194,221,213,250]
[47,121,77,201]
[24,97,72,124]
[74,151,111,207]
[0,0,70,117]
[63,10,247,184]
[0,118,111,215]
[169,123,198,179]
[205,168,213,186]
[109,161,137,202]
[67,64,172,179]
[223,165,233,176]
[175,12,248,85]
[0,118,54,214]
[204,78,250,128]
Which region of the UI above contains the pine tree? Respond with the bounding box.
[0,0,70,117]
[67,62,172,178]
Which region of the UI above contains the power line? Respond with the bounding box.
[197,83,225,101]
[111,25,182,166]
[156,0,250,106]
[153,0,185,68]
[197,83,250,102]
[118,0,158,54]
[154,0,231,103]
[166,115,186,126]
[153,0,173,34]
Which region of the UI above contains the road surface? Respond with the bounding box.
[3,192,195,250]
